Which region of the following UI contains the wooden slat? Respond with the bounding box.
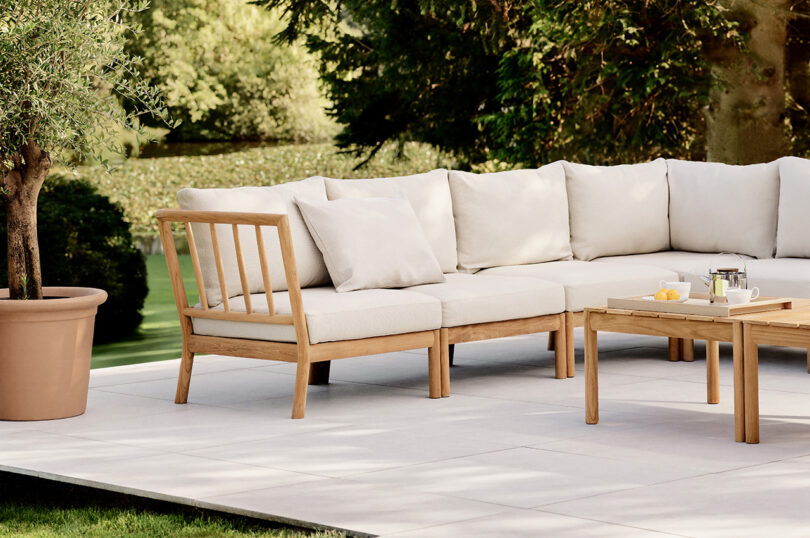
[187,334,298,362]
[310,331,435,361]
[255,225,275,315]
[659,312,688,320]
[446,314,561,345]
[232,224,252,314]
[184,222,208,310]
[276,216,310,346]
[588,312,734,341]
[157,209,286,226]
[605,308,634,316]
[209,223,230,312]
[631,310,660,318]
[183,308,294,325]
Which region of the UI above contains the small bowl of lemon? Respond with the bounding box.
[643,288,689,303]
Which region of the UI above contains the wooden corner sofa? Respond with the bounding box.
[158,156,810,418]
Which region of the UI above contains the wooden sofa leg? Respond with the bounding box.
[565,312,575,378]
[292,346,311,419]
[429,330,442,399]
[668,337,681,362]
[440,328,451,397]
[448,344,455,367]
[682,339,695,362]
[806,349,810,374]
[308,361,331,385]
[554,314,567,379]
[175,347,195,404]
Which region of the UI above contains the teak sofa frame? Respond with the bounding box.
[157,209,572,417]
[157,209,448,419]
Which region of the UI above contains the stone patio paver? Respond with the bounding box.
[1,331,809,536]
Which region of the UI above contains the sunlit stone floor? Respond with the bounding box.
[2,330,810,536]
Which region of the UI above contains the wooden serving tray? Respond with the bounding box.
[606,293,793,317]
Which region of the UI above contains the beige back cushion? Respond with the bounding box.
[564,159,670,261]
[776,157,810,258]
[448,162,572,271]
[667,160,779,259]
[177,178,330,307]
[323,170,457,272]
[297,197,445,293]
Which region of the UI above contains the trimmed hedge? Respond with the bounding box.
[0,176,147,344]
[65,142,455,236]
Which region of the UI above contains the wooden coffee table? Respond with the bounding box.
[738,299,810,444]
[584,306,747,441]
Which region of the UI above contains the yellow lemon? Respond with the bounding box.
[654,290,668,301]
[667,289,680,301]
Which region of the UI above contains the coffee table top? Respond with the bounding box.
[586,298,810,325]
[734,298,810,327]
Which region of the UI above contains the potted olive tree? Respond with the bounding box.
[0,0,169,420]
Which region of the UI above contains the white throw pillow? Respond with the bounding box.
[448,162,572,271]
[323,170,457,272]
[296,197,445,292]
[667,159,779,259]
[177,178,331,307]
[564,159,670,261]
[776,157,810,258]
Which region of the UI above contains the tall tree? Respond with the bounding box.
[706,0,790,163]
[264,0,809,165]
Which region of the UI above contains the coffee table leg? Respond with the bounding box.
[707,340,720,404]
[743,324,760,444]
[732,323,745,443]
[682,339,695,362]
[585,311,598,424]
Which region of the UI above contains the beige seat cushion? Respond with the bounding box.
[191,287,442,344]
[564,159,670,261]
[177,178,330,307]
[323,170,458,272]
[448,163,572,270]
[744,259,810,298]
[594,251,753,283]
[481,261,678,312]
[407,273,565,327]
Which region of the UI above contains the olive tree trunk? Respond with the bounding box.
[706,0,789,164]
[3,141,50,300]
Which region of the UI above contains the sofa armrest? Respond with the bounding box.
[155,209,309,345]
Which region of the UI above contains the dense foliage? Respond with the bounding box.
[0,0,169,299]
[264,0,808,166]
[0,177,147,343]
[126,0,334,142]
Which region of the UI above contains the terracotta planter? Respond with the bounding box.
[0,287,107,421]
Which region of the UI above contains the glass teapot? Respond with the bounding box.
[699,255,748,304]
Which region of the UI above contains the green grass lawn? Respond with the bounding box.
[0,503,340,537]
[91,254,194,369]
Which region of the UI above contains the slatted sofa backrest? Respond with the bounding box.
[156,209,309,345]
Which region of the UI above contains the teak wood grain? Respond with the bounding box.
[583,306,744,441]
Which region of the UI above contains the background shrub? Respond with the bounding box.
[126,0,335,143]
[0,176,148,344]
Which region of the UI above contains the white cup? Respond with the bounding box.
[725,287,760,305]
[659,280,691,298]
